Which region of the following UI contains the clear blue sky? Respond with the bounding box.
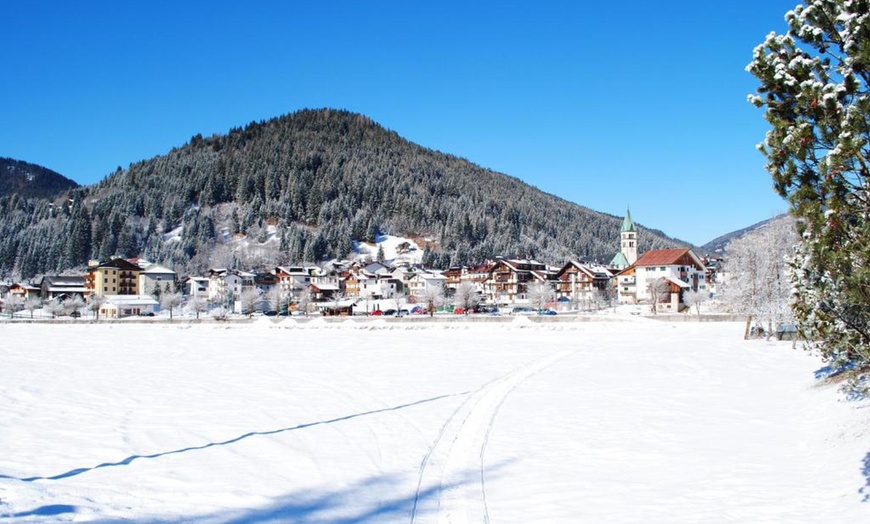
[1,1,797,246]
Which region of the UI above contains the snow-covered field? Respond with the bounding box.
[1,318,868,523]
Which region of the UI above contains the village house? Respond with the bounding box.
[8,282,41,301]
[207,268,255,307]
[137,262,178,296]
[481,258,551,303]
[406,270,447,298]
[185,276,210,298]
[99,295,160,319]
[275,266,318,296]
[85,258,143,297]
[40,275,87,301]
[307,267,342,301]
[356,273,403,300]
[553,261,612,301]
[253,272,278,294]
[616,248,707,312]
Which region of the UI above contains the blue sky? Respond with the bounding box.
[1,1,798,245]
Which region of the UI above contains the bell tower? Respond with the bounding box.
[620,207,637,265]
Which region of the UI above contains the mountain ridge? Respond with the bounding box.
[0,108,691,279]
[0,157,79,200]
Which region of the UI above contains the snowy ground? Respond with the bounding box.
[1,318,868,523]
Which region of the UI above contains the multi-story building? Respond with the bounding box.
[137,262,177,296]
[481,258,551,303]
[85,258,142,297]
[553,261,612,301]
[616,248,707,311]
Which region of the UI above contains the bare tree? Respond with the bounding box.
[720,217,797,339]
[267,286,287,314]
[46,299,65,319]
[297,288,311,316]
[646,278,671,315]
[63,295,86,319]
[87,295,106,321]
[186,295,209,319]
[682,289,708,320]
[527,281,555,314]
[24,296,42,319]
[420,284,445,317]
[596,285,615,311]
[161,291,184,321]
[3,294,22,317]
[239,288,261,317]
[454,281,480,314]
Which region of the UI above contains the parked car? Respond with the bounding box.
[538,309,557,316]
[510,306,536,316]
[369,310,383,316]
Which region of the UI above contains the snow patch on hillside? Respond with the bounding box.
[353,234,424,265]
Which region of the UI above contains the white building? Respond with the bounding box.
[99,295,159,319]
[207,269,255,305]
[138,263,177,296]
[406,271,447,298]
[616,248,707,311]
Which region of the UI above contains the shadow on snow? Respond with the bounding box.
[2,465,512,523]
[861,451,870,503]
[0,392,465,483]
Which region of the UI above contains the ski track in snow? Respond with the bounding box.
[410,348,578,524]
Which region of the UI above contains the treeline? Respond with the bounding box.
[0,109,687,279]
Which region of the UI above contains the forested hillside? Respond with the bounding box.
[0,157,78,200]
[0,109,688,279]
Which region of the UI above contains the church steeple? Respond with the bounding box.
[620,207,637,265]
[621,207,636,233]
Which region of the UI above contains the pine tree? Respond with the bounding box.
[747,0,870,386]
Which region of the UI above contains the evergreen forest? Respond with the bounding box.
[0,109,688,279]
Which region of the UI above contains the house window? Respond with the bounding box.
[660,267,666,271]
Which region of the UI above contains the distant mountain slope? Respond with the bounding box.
[0,109,690,278]
[700,214,789,255]
[0,157,79,200]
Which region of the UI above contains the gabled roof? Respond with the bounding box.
[103,295,159,307]
[41,275,86,286]
[634,248,703,268]
[91,258,142,271]
[555,260,611,281]
[10,283,41,292]
[141,263,176,275]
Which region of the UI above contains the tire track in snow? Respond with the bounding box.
[410,348,578,524]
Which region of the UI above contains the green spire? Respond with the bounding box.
[621,207,636,232]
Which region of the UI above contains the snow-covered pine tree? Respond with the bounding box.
[747,0,870,385]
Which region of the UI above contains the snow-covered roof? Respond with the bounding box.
[103,295,160,307]
[664,276,691,289]
[141,264,176,275]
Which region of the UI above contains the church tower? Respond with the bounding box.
[620,207,637,265]
[610,208,638,269]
